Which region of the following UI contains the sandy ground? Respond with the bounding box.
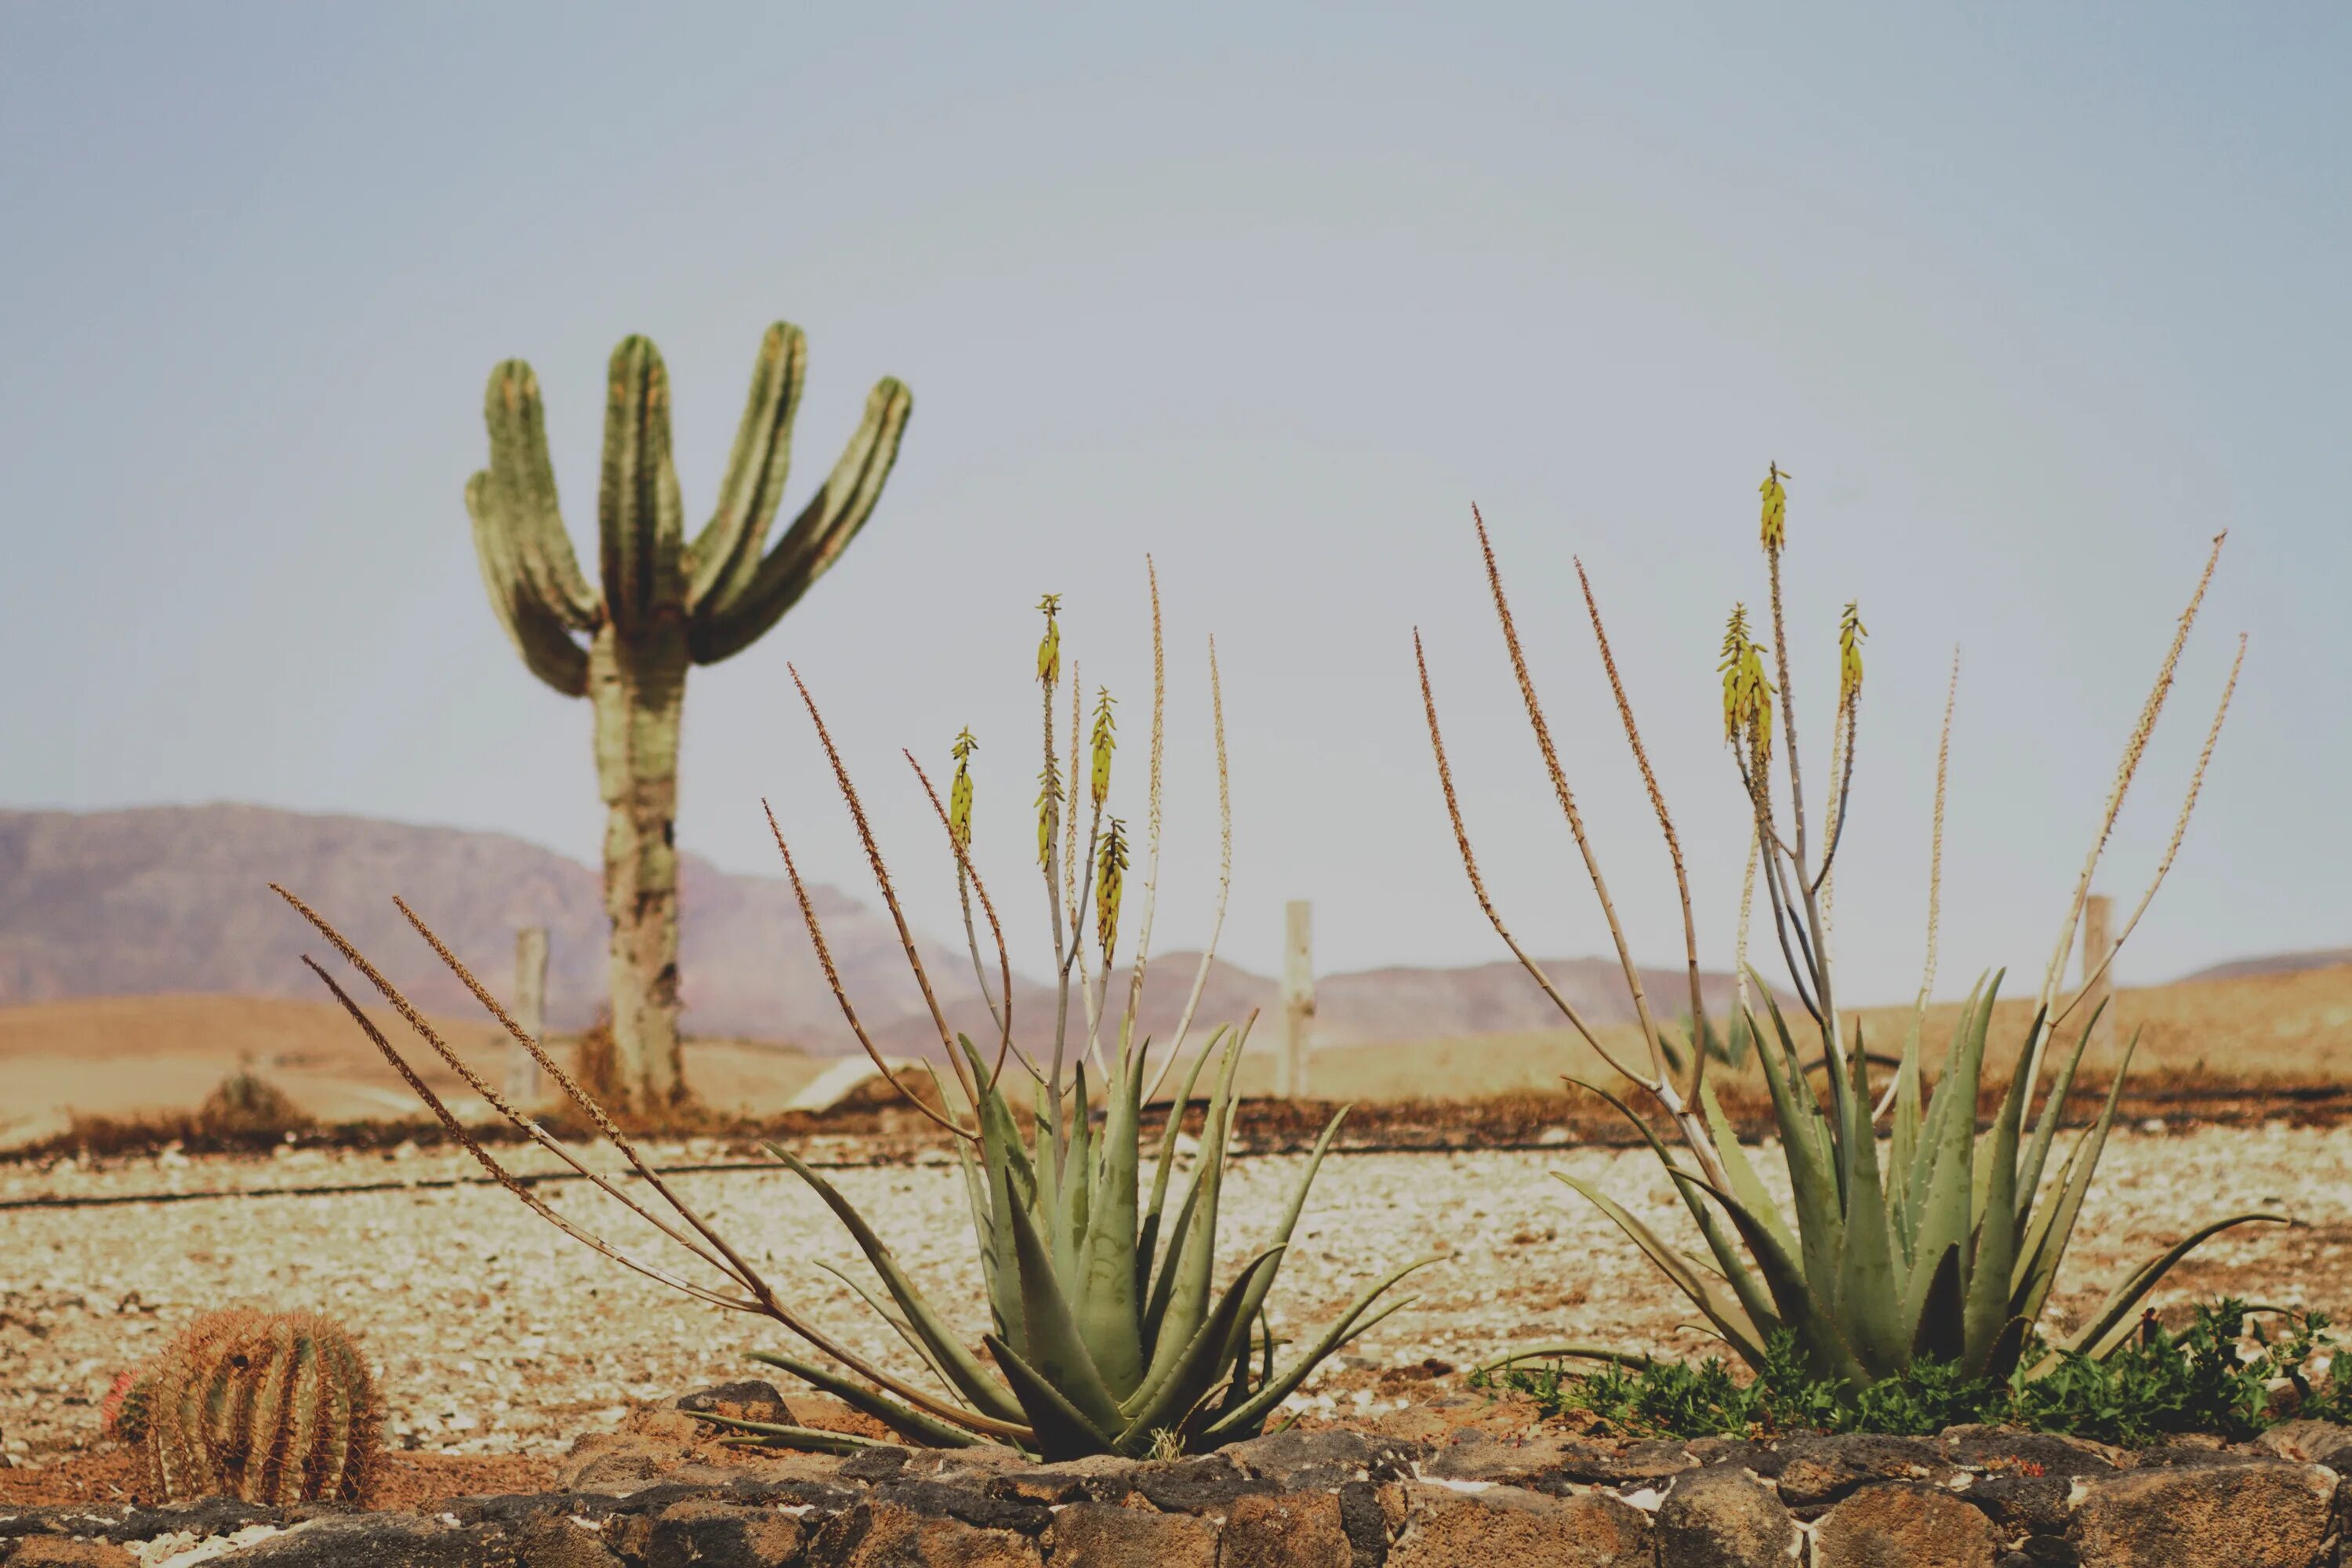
[2,964,2347,1152]
[0,995,834,1148]
[3,1123,2342,1465]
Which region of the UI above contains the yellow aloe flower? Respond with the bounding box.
[1839,601,1868,710]
[949,728,977,851]
[1759,463,1788,554]
[1719,604,1777,765]
[1036,593,1062,688]
[1090,688,1116,808]
[1095,816,1128,961]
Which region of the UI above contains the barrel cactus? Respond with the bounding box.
[106,1309,380,1504]
[468,323,913,1105]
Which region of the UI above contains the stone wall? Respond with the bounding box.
[9,1396,2352,1567]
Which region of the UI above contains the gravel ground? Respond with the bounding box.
[5,1123,2347,1463]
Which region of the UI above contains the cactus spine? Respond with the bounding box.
[113,1309,381,1504]
[468,325,913,1105]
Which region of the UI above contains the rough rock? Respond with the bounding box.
[1540,1437,1697,1488]
[1938,1428,2120,1479]
[1773,1435,1955,1510]
[1389,1484,1652,1567]
[670,1381,792,1423]
[1046,1501,1220,1568]
[1221,1490,1355,1568]
[513,1519,626,1568]
[1653,1464,1799,1567]
[560,1432,700,1493]
[2070,1457,2336,1568]
[1811,1483,2002,1568]
[1131,1453,1278,1516]
[643,1497,805,1567]
[804,1496,1043,1566]
[206,1513,501,1566]
[2256,1417,2352,1468]
[3,1541,140,1568]
[1961,1473,2072,1536]
[1338,1480,1406,1566]
[1221,1429,1425,1490]
[1998,1539,2081,1568]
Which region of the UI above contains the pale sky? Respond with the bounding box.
[2,5,2344,1004]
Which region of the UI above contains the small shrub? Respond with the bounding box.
[1480,1301,2346,1446]
[196,1062,305,1138]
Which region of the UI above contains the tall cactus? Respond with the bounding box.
[468,324,912,1105]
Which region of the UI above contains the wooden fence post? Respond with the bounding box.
[509,927,549,1106]
[2081,894,2114,1054]
[1279,900,1314,1100]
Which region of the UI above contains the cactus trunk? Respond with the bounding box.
[591,622,688,1106]
[463,325,911,1109]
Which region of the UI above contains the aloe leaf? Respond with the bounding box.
[2058,1213,2289,1364]
[1701,1077,1798,1263]
[1888,1005,1924,1222]
[688,1413,894,1454]
[984,1333,1118,1460]
[1666,1168,1864,1385]
[1904,977,1986,1250]
[1148,1026,1227,1227]
[1747,995,1844,1301]
[764,1143,1029,1425]
[2014,1002,2100,1238]
[1051,1067,1092,1294]
[2009,1140,2082,1319]
[1566,1076,1780,1333]
[1116,1247,1285,1450]
[1136,1036,1215,1311]
[1962,1010,2036,1372]
[1474,1344,1658,1374]
[953,1120,995,1300]
[810,1258,965,1397]
[1833,1030,1907,1377]
[1200,1257,1439,1442]
[1216,1106,1353,1367]
[1142,1035,1243,1392]
[1140,1161,1203,1355]
[1074,1053,1146,1398]
[1902,978,1994,1340]
[1908,1243,1964,1364]
[1982,1314,2031,1382]
[1971,1008,2040,1234]
[2012,1033,2139,1327]
[742,1350,985,1449]
[1555,1172,1769,1365]
[1000,1167,1127,1436]
[1033,1078,1061,1276]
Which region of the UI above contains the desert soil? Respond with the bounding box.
[4,1122,2344,1469]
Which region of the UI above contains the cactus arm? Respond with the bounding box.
[467,474,590,696]
[688,375,912,665]
[687,322,808,615]
[482,360,600,630]
[598,336,688,640]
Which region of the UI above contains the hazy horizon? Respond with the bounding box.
[2,5,2344,1006]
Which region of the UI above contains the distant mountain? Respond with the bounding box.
[2180,949,2352,983]
[0,805,971,1046]
[869,951,1760,1061]
[0,804,1764,1056]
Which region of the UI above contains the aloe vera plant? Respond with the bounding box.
[277,574,1428,1459]
[1417,477,2277,1387]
